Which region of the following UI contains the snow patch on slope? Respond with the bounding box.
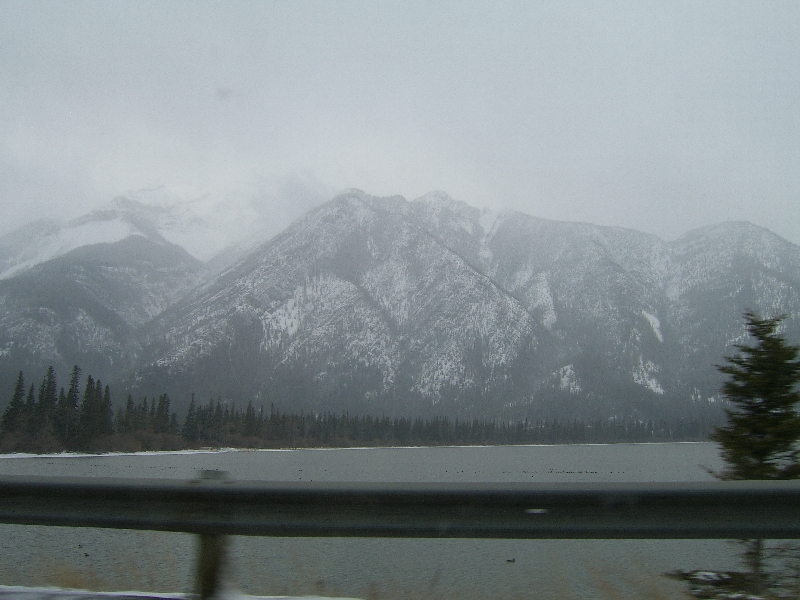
[257,275,398,388]
[532,273,557,329]
[0,220,134,279]
[632,356,664,394]
[641,310,663,342]
[478,209,498,265]
[414,191,476,235]
[509,268,557,329]
[558,364,581,394]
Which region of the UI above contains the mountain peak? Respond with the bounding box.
[413,191,469,212]
[678,220,786,244]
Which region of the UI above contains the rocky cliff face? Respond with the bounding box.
[2,190,798,421]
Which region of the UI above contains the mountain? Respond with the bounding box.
[136,193,550,417]
[0,233,202,385]
[0,194,263,279]
[131,190,800,421]
[1,190,798,422]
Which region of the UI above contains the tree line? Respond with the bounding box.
[0,366,115,452]
[0,365,181,453]
[0,365,714,453]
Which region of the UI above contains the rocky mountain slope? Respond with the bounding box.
[1,190,798,421]
[135,190,800,420]
[0,232,202,385]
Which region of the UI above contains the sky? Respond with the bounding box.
[1,1,799,247]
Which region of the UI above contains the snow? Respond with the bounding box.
[0,188,281,276]
[414,191,476,234]
[0,220,133,279]
[557,365,581,394]
[532,273,557,329]
[632,356,665,394]
[641,310,663,342]
[0,586,360,600]
[689,572,731,583]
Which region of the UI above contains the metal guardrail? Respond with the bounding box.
[2,474,800,597]
[2,475,800,539]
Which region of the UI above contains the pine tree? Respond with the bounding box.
[100,385,114,436]
[710,311,800,595]
[55,366,81,447]
[31,366,57,437]
[1,371,26,433]
[117,395,135,434]
[24,383,36,436]
[182,394,198,442]
[712,311,800,480]
[244,401,256,437]
[154,394,171,434]
[140,397,149,431]
[169,412,179,435]
[77,375,97,448]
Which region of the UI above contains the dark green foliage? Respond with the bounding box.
[115,395,136,434]
[31,366,57,437]
[0,371,26,433]
[23,384,36,436]
[677,312,800,600]
[181,395,198,442]
[101,385,114,436]
[76,377,114,449]
[2,364,716,453]
[712,311,800,480]
[153,394,172,434]
[55,365,81,447]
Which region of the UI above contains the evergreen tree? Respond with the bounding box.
[710,311,800,595]
[169,412,179,435]
[182,395,198,442]
[244,401,256,437]
[117,395,135,434]
[712,312,800,480]
[24,383,36,436]
[31,366,57,436]
[140,398,150,431]
[1,371,26,433]
[55,365,81,447]
[154,394,171,434]
[77,375,97,448]
[100,385,114,436]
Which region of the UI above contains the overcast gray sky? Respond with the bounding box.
[1,1,798,244]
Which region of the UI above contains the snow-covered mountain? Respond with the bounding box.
[0,231,202,384]
[0,193,267,280]
[136,192,552,416]
[1,190,798,421]
[132,190,800,420]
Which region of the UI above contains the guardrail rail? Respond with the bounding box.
[2,474,800,597]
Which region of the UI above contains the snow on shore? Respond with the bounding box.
[0,585,360,600]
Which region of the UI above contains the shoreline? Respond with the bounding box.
[0,440,715,460]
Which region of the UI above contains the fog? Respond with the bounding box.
[1,1,798,245]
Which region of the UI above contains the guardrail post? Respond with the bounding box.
[195,470,229,600]
[198,532,227,600]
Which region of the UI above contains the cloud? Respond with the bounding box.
[0,2,798,245]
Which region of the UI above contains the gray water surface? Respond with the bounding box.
[0,443,732,599]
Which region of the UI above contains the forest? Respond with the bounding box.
[0,365,715,453]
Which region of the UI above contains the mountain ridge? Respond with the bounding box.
[0,190,797,423]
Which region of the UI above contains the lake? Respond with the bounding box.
[0,443,736,599]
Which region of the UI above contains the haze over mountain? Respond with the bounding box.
[1,190,798,422]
